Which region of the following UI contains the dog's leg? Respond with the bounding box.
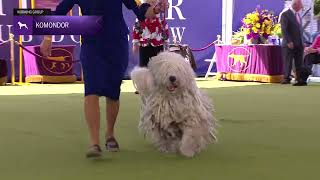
[156,137,173,153]
[155,130,180,154]
[179,128,198,157]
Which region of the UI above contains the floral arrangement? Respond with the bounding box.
[231,30,246,45]
[271,23,282,38]
[240,6,278,44]
[315,0,320,16]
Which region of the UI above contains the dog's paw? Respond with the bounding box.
[157,145,170,153]
[130,66,154,96]
[179,146,196,158]
[179,131,198,157]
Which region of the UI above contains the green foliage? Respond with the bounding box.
[314,0,320,16]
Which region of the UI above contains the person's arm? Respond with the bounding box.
[304,47,317,55]
[162,19,170,44]
[122,0,167,21]
[311,35,320,54]
[305,36,320,55]
[132,21,141,53]
[132,21,141,44]
[41,0,78,56]
[54,0,78,15]
[122,0,151,21]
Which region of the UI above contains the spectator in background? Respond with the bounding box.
[280,0,306,86]
[299,33,320,84]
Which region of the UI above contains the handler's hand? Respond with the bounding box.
[40,36,52,57]
[287,42,294,49]
[158,0,169,12]
[145,0,169,18]
[133,44,139,54]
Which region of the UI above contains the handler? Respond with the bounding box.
[40,0,169,158]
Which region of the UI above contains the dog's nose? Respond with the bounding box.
[169,76,176,82]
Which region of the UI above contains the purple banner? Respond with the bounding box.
[23,45,76,77]
[215,45,283,75]
[123,0,222,77]
[13,16,103,35]
[0,0,285,81]
[0,0,19,81]
[0,0,82,81]
[0,0,223,80]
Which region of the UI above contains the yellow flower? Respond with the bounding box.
[245,28,251,35]
[264,20,271,26]
[266,27,271,34]
[252,27,258,33]
[253,13,259,21]
[246,14,253,21]
[247,13,259,23]
[255,23,261,28]
[244,18,251,24]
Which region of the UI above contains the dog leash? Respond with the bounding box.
[160,0,169,51]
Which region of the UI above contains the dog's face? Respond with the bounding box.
[148,52,196,93]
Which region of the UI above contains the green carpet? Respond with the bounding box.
[0,82,320,180]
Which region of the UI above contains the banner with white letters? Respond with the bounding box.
[1,0,287,79]
[0,0,223,79]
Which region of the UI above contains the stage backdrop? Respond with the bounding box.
[0,0,222,80]
[1,0,286,80]
[0,0,82,80]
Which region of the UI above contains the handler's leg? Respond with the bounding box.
[84,95,102,158]
[105,98,120,152]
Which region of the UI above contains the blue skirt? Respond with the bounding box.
[80,37,129,100]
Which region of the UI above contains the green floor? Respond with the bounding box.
[1,82,320,180]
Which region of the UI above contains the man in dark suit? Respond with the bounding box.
[280,0,306,86]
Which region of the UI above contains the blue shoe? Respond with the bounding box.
[105,137,120,152]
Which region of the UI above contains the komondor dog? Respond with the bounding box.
[130,52,217,157]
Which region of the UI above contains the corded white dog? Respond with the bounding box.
[131,52,217,157]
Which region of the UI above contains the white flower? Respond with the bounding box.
[142,28,151,39]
